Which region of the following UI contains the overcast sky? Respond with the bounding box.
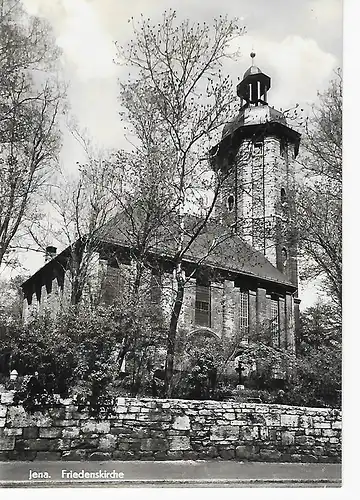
[15,0,342,308]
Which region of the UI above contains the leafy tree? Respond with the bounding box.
[117,10,247,396]
[0,298,165,413]
[296,73,342,307]
[0,0,63,269]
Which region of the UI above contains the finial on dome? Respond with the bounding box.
[250,51,256,64]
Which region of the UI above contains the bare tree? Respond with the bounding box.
[0,0,63,268]
[116,10,247,395]
[45,135,119,306]
[296,72,342,306]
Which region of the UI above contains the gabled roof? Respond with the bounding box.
[99,211,295,289]
[22,211,295,292]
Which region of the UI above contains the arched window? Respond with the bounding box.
[280,188,287,204]
[281,247,288,266]
[227,195,235,212]
[253,141,263,156]
[280,138,288,157]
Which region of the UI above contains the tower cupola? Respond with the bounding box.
[236,52,271,105]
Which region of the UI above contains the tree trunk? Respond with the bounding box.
[164,271,185,397]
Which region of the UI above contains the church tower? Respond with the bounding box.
[210,53,301,289]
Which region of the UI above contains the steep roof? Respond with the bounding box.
[22,211,295,292]
[99,211,295,289]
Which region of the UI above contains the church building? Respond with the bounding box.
[21,54,301,368]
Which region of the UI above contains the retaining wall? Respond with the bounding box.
[0,391,341,462]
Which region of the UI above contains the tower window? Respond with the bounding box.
[280,138,288,157]
[195,284,210,327]
[280,188,287,204]
[239,290,249,337]
[253,142,263,155]
[227,195,235,212]
[270,298,280,347]
[281,247,288,266]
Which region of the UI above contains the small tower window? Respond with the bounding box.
[195,284,211,327]
[280,188,287,204]
[281,247,288,266]
[227,195,235,212]
[253,142,263,156]
[280,138,288,157]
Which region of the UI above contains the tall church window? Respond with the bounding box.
[239,290,249,336]
[280,188,287,205]
[270,298,280,347]
[227,195,235,212]
[195,284,210,327]
[280,138,288,157]
[253,141,263,156]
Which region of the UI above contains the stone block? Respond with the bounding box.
[53,419,79,427]
[322,429,336,438]
[57,438,71,450]
[172,415,190,430]
[23,427,39,439]
[1,392,14,404]
[36,451,62,460]
[140,438,168,452]
[115,406,127,414]
[153,451,168,460]
[230,419,248,426]
[98,435,117,451]
[166,450,184,460]
[7,407,33,427]
[280,414,299,428]
[122,415,137,421]
[62,450,87,460]
[0,418,5,428]
[295,435,315,446]
[25,439,61,451]
[281,431,295,446]
[299,415,313,428]
[235,445,258,460]
[48,407,66,419]
[314,422,331,429]
[182,450,199,460]
[62,426,80,438]
[0,405,6,418]
[70,438,99,449]
[0,436,15,450]
[112,450,129,459]
[39,428,63,438]
[81,421,110,434]
[223,413,236,421]
[218,447,235,460]
[259,449,282,461]
[170,435,190,451]
[259,427,269,440]
[88,452,112,461]
[3,428,22,436]
[116,442,130,451]
[264,414,281,427]
[332,421,342,430]
[239,426,259,441]
[210,425,239,441]
[198,446,218,459]
[8,450,36,461]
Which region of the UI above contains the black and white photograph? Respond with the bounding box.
[0,0,345,492]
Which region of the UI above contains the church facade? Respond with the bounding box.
[21,55,301,368]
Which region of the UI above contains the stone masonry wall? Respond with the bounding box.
[0,391,341,462]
